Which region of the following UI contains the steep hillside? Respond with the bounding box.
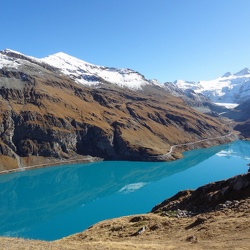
[0,50,234,171]
[233,104,250,139]
[220,99,250,139]
[162,82,228,116]
[224,98,250,122]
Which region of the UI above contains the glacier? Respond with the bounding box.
[174,68,250,104]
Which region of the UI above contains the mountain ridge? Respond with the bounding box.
[0,49,236,171]
[1,49,160,90]
[174,68,250,104]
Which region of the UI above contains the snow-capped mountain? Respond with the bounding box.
[41,52,160,90]
[2,48,249,106]
[0,48,233,171]
[174,68,250,104]
[162,82,228,115]
[0,49,35,69]
[0,49,160,90]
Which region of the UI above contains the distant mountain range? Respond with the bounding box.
[3,48,248,105]
[0,49,234,171]
[174,68,250,104]
[173,69,250,141]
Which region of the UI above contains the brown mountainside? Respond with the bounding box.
[224,99,250,139]
[0,51,234,171]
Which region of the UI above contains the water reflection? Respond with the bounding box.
[0,141,247,240]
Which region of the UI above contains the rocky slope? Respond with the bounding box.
[152,171,250,215]
[234,120,250,139]
[0,49,235,171]
[162,82,228,116]
[220,99,250,139]
[1,172,249,249]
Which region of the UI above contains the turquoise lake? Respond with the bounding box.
[0,140,249,241]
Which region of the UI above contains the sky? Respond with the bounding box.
[1,0,250,83]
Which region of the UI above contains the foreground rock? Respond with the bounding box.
[152,171,250,215]
[1,172,249,249]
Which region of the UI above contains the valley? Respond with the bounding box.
[0,49,236,171]
[0,49,250,249]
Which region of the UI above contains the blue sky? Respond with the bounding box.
[1,0,250,82]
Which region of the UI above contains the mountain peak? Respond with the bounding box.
[43,52,92,67]
[234,68,250,76]
[42,51,151,89]
[222,72,233,78]
[175,68,250,103]
[2,48,22,54]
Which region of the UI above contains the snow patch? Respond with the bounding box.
[0,53,20,69]
[42,52,153,89]
[0,49,45,69]
[215,103,239,109]
[175,68,250,103]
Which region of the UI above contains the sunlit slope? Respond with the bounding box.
[0,50,234,170]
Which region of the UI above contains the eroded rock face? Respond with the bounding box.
[234,120,250,139]
[0,51,235,170]
[152,172,250,215]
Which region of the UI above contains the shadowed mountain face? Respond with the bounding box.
[0,50,233,170]
[223,99,250,122]
[220,99,250,139]
[162,82,229,116]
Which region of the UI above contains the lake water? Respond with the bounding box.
[0,140,249,241]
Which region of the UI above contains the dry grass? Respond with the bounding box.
[0,59,235,171]
[0,155,19,171]
[1,199,250,250]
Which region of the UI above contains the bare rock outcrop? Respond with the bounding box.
[152,172,250,215]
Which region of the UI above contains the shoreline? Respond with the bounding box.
[0,172,249,249]
[0,156,103,175]
[149,131,237,160]
[0,132,238,175]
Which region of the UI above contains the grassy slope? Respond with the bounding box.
[0,61,234,170]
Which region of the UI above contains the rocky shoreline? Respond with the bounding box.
[0,131,238,175]
[0,155,103,175]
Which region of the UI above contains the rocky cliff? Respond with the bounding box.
[221,98,250,139]
[0,50,235,171]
